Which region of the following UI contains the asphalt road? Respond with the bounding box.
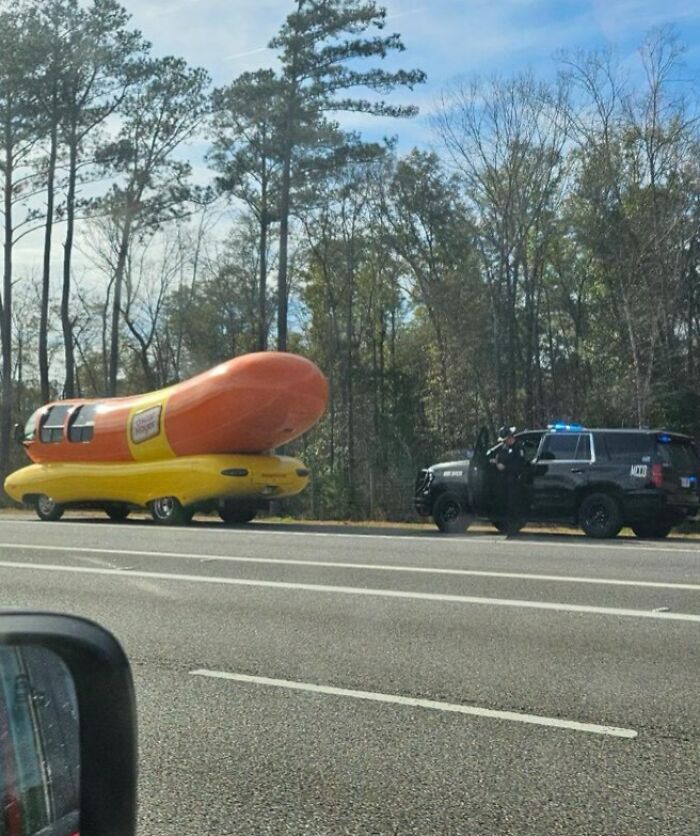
[0,513,699,835]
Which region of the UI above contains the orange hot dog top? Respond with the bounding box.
[23,352,328,464]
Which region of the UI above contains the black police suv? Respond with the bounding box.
[414,425,700,538]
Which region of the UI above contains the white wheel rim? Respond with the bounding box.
[38,496,55,515]
[154,498,175,519]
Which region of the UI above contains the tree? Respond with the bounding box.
[95,55,210,395]
[436,72,569,425]
[383,150,488,439]
[0,4,45,482]
[269,0,425,350]
[209,70,285,351]
[562,30,698,425]
[164,218,264,374]
[55,0,147,398]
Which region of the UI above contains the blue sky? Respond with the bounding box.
[129,0,700,151]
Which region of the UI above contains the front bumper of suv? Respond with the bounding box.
[414,469,434,516]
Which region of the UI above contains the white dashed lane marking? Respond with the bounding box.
[191,669,638,739]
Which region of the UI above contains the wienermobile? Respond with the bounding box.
[4,352,328,525]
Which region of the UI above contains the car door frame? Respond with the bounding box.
[530,432,596,520]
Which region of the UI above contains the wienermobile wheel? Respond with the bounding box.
[219,499,257,525]
[105,503,130,522]
[150,496,193,526]
[35,494,64,522]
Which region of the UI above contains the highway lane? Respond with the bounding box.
[0,514,698,835]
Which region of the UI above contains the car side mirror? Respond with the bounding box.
[0,613,137,836]
[13,423,24,444]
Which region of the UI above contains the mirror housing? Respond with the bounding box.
[0,612,137,836]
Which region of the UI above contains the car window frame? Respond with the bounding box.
[536,432,596,464]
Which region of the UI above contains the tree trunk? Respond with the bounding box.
[1,135,14,485]
[39,110,58,403]
[108,217,132,396]
[345,259,355,513]
[258,218,268,351]
[276,148,291,351]
[61,132,78,398]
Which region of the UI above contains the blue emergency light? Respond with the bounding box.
[657,433,672,443]
[548,422,584,432]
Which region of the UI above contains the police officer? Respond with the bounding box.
[489,425,526,535]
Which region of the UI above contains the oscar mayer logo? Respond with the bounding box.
[131,405,162,444]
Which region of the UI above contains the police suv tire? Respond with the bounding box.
[492,520,524,535]
[433,493,469,534]
[632,521,672,539]
[35,494,64,522]
[578,493,623,539]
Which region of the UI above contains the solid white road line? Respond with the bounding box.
[2,517,700,555]
[0,542,698,592]
[0,559,699,622]
[190,669,638,739]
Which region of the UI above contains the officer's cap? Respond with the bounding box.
[497,425,517,441]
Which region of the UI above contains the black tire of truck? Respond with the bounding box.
[578,492,623,539]
[432,493,470,534]
[492,519,525,535]
[632,521,673,539]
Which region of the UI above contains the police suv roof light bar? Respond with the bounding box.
[547,422,585,432]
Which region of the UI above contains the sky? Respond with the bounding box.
[128,0,700,152]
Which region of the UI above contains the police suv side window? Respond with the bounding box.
[541,433,580,460]
[519,433,543,463]
[602,433,652,461]
[575,434,591,461]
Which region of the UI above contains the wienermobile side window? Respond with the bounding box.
[23,409,40,441]
[39,405,72,443]
[68,405,97,443]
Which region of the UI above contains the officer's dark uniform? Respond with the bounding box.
[492,430,526,534]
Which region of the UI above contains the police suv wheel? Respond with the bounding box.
[632,521,672,539]
[433,493,469,534]
[492,520,524,535]
[578,493,622,539]
[35,494,64,522]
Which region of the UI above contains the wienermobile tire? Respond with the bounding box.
[150,497,193,526]
[218,499,258,525]
[35,494,64,522]
[105,503,130,522]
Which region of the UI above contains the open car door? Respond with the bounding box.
[468,427,494,517]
